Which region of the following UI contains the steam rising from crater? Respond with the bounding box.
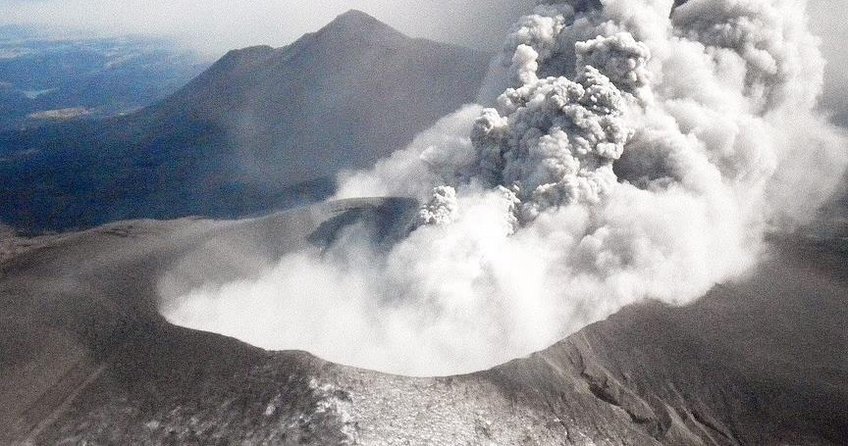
[161,0,847,376]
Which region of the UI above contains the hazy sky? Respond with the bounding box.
[1,0,845,116]
[0,0,534,54]
[0,1,841,61]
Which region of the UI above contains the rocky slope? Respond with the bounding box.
[1,199,845,445]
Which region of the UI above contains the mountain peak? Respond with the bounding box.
[318,9,406,42]
[329,9,384,27]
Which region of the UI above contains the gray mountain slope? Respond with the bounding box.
[0,10,491,233]
[0,199,845,445]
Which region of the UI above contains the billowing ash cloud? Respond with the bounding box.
[161,0,847,376]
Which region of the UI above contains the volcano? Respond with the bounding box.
[2,1,848,444]
[0,11,491,233]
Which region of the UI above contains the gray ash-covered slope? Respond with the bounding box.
[0,11,491,233]
[1,199,845,445]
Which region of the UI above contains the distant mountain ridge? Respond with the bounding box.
[0,10,492,232]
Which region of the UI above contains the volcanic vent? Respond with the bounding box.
[160,0,846,377]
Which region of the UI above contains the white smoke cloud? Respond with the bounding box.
[160,0,848,376]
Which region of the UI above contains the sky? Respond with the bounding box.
[0,0,535,55]
[0,0,845,118]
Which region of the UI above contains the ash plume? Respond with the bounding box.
[161,0,847,376]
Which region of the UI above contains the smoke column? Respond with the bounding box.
[161,0,847,376]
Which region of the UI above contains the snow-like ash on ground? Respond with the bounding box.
[161,0,847,376]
